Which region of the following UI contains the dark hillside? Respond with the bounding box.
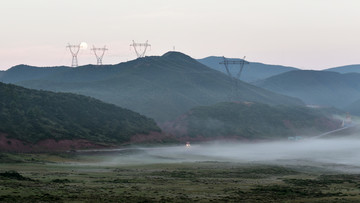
[163,102,342,141]
[0,82,160,145]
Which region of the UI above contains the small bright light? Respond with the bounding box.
[80,42,88,50]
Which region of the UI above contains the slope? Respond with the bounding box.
[197,56,298,82]
[0,82,160,145]
[254,70,360,108]
[163,102,341,141]
[3,52,303,122]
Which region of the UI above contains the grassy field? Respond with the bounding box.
[1,151,360,203]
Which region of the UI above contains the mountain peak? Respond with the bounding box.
[161,51,194,61]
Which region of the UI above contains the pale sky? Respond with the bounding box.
[1,0,360,70]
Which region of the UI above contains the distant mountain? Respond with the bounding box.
[324,65,360,74]
[0,65,69,83]
[197,56,298,82]
[0,82,160,149]
[162,102,341,141]
[254,70,360,108]
[1,52,303,122]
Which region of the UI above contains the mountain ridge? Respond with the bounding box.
[1,52,304,121]
[254,70,360,108]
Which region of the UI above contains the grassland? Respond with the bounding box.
[1,152,360,203]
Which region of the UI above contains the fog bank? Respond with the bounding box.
[75,137,359,172]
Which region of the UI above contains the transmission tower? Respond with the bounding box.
[219,56,249,101]
[91,45,108,65]
[66,43,81,67]
[130,40,151,58]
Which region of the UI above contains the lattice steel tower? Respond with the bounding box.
[130,40,151,58]
[220,56,249,101]
[66,43,81,67]
[91,46,108,65]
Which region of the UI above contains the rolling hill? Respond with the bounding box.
[0,82,161,151]
[197,56,298,82]
[324,65,360,74]
[162,102,342,141]
[254,70,360,108]
[0,52,303,122]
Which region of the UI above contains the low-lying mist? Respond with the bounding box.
[81,136,360,172]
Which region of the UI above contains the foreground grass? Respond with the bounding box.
[1,153,360,202]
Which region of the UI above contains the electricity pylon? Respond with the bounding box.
[91,46,108,65]
[219,56,249,101]
[130,40,151,58]
[66,43,81,67]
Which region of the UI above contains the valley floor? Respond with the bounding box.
[1,152,360,202]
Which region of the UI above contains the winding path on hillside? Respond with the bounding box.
[311,124,359,139]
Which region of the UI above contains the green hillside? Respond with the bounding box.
[0,82,160,143]
[165,102,341,140]
[1,52,303,122]
[254,70,360,108]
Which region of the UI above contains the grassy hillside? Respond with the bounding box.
[1,52,303,122]
[254,70,360,108]
[0,82,160,143]
[198,56,298,82]
[164,102,341,140]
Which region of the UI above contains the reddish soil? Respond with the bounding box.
[0,131,178,152]
[0,133,108,152]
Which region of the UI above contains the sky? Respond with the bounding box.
[1,0,360,70]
